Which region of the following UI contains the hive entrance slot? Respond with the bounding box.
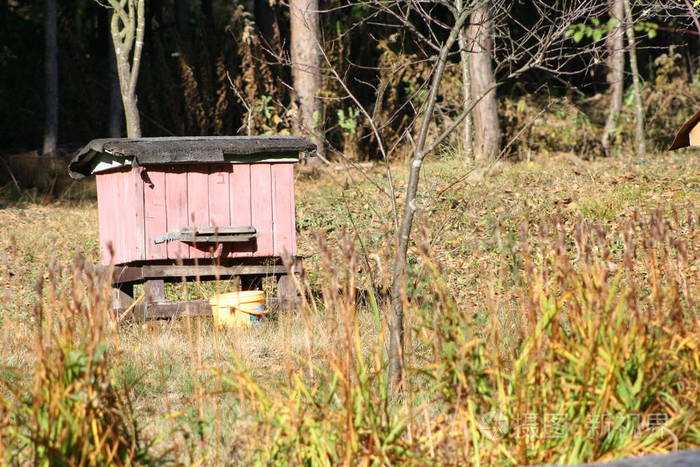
[154,226,257,244]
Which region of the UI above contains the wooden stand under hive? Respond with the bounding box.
[68,136,315,319]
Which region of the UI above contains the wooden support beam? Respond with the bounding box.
[107,258,306,321]
[115,300,212,321]
[111,283,134,310]
[114,296,302,322]
[112,262,297,284]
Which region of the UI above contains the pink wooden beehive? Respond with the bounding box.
[69,137,315,266]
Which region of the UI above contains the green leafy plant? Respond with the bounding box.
[566,18,657,43]
[253,95,288,135]
[337,107,360,135]
[635,21,658,39]
[566,18,611,43]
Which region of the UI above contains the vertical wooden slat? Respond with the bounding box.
[114,170,127,264]
[165,165,190,260]
[107,167,145,264]
[131,167,146,262]
[187,165,210,258]
[96,173,115,265]
[272,163,296,257]
[229,164,253,257]
[289,164,297,256]
[143,167,167,260]
[208,165,232,257]
[251,163,274,256]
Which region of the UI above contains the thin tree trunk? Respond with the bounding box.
[468,3,501,161]
[601,0,624,154]
[108,13,123,138]
[388,9,471,389]
[123,99,141,137]
[43,0,58,155]
[456,0,473,159]
[290,0,325,158]
[623,0,645,158]
[110,0,144,138]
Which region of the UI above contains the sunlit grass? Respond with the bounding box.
[1,153,700,463]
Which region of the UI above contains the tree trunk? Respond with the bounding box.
[601,0,624,154]
[43,0,58,155]
[290,0,325,158]
[456,0,473,159]
[108,13,123,138]
[623,0,645,158]
[468,3,501,161]
[122,98,141,138]
[110,0,145,138]
[388,9,471,389]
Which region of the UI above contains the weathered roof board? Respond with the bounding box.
[669,110,700,150]
[68,136,316,178]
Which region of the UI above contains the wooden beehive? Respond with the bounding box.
[69,137,315,266]
[670,110,700,150]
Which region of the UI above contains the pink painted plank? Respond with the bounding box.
[96,167,145,265]
[228,164,254,258]
[116,168,143,264]
[112,171,127,264]
[187,165,211,258]
[132,168,146,262]
[250,163,274,256]
[165,166,190,260]
[96,173,116,265]
[289,165,297,256]
[114,171,128,264]
[143,168,167,260]
[272,163,296,257]
[207,164,232,257]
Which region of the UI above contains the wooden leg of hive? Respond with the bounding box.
[144,280,166,303]
[277,274,297,311]
[111,283,134,310]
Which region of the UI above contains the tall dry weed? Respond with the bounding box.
[0,257,156,465]
[216,209,700,465]
[214,235,425,465]
[414,209,700,465]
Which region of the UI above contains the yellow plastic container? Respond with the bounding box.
[209,290,267,329]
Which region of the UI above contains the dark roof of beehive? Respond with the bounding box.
[669,110,700,150]
[68,136,316,179]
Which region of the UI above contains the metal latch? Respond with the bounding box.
[154,226,256,244]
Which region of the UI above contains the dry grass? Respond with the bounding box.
[1,152,700,464]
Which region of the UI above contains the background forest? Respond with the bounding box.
[4,0,700,164]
